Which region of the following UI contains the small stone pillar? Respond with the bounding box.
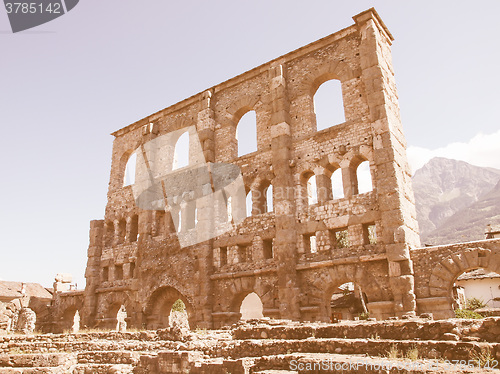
[16,308,36,334]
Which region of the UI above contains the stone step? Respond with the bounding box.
[76,351,139,365]
[0,368,66,374]
[252,353,500,374]
[233,317,500,343]
[0,353,75,368]
[218,338,500,362]
[0,340,177,355]
[72,363,134,374]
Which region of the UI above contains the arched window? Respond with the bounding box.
[117,219,126,244]
[240,292,264,320]
[307,175,318,205]
[123,153,137,186]
[331,169,344,199]
[129,215,139,242]
[356,161,373,194]
[304,233,317,253]
[265,185,273,213]
[246,191,253,217]
[227,196,232,222]
[237,111,257,157]
[173,131,189,170]
[154,211,165,237]
[314,80,345,131]
[104,221,114,247]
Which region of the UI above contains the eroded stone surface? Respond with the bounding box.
[0,318,499,373]
[15,6,500,343]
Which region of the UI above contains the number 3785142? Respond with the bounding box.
[5,2,61,14]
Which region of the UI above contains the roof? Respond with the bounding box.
[0,281,52,301]
[456,268,500,281]
[331,292,357,309]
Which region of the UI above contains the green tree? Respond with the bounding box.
[171,299,186,312]
[466,297,485,311]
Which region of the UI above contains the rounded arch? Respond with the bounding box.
[224,277,276,318]
[173,130,190,170]
[319,266,386,304]
[342,148,373,170]
[331,168,344,199]
[306,174,318,205]
[144,286,195,329]
[236,111,257,157]
[61,306,80,333]
[297,60,355,97]
[240,292,264,320]
[226,94,262,125]
[129,214,139,242]
[97,291,135,330]
[303,263,389,321]
[295,161,325,180]
[314,79,345,131]
[298,166,331,207]
[318,153,342,174]
[296,165,318,210]
[168,116,196,133]
[119,149,138,188]
[59,298,84,333]
[341,148,374,196]
[428,247,500,298]
[249,174,275,215]
[356,160,373,194]
[223,94,264,159]
[245,190,253,217]
[249,171,275,192]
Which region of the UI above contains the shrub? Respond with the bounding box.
[406,345,420,361]
[468,346,496,368]
[171,299,186,312]
[358,312,370,320]
[466,297,485,311]
[454,308,483,319]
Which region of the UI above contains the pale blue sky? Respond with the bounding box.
[1,1,499,287]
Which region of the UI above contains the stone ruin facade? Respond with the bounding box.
[48,8,500,333]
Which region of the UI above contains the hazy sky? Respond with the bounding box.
[1,1,499,287]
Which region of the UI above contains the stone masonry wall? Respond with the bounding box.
[52,8,441,330]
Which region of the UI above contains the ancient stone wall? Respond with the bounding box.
[412,238,500,319]
[54,8,428,330]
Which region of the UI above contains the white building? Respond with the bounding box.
[455,268,500,309]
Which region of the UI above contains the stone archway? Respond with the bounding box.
[95,291,135,330]
[61,307,80,333]
[301,261,392,322]
[422,247,500,318]
[144,286,194,329]
[240,292,264,320]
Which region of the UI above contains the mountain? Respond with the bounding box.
[423,180,500,245]
[412,157,500,245]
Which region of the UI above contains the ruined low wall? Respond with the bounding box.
[232,317,500,343]
[1,318,499,373]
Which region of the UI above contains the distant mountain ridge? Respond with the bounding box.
[412,157,500,245]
